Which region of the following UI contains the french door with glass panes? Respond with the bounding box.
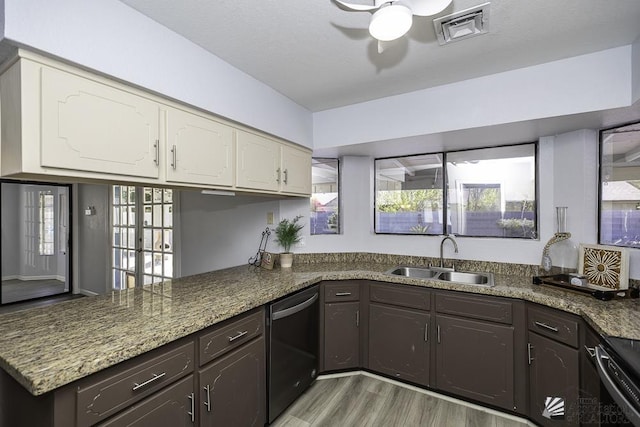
[111,186,174,290]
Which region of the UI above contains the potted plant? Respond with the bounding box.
[274,215,304,268]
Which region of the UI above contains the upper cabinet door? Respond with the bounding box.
[281,145,312,195]
[166,108,234,187]
[236,130,280,192]
[40,67,160,178]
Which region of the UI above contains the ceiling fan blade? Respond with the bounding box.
[406,0,453,16]
[333,0,381,12]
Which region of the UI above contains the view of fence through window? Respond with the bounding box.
[311,159,340,235]
[375,144,537,238]
[600,121,640,248]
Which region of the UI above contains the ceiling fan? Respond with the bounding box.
[333,0,453,52]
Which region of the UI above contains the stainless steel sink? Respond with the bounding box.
[385,266,494,287]
[437,271,493,286]
[386,266,439,279]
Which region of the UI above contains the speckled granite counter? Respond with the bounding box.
[0,255,638,397]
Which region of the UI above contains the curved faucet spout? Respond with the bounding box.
[439,235,459,269]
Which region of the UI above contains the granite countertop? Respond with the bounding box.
[0,257,638,397]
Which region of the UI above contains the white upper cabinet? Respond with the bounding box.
[165,107,234,187]
[236,130,312,195]
[236,130,280,192]
[0,51,311,197]
[281,144,312,195]
[40,66,160,178]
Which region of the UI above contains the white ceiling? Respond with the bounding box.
[118,0,640,113]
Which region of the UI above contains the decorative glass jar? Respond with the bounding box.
[542,207,578,273]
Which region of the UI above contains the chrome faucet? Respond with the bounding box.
[439,234,459,270]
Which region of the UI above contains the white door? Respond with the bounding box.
[281,145,312,195]
[166,108,234,186]
[235,130,280,192]
[111,186,174,290]
[40,67,160,178]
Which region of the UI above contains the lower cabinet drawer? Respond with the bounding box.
[324,282,360,302]
[98,375,194,427]
[527,304,579,348]
[76,342,195,427]
[369,282,431,311]
[199,308,264,366]
[435,291,513,325]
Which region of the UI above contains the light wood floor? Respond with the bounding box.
[272,373,532,427]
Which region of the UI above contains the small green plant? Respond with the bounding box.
[274,215,304,253]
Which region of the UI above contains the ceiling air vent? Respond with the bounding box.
[433,2,490,45]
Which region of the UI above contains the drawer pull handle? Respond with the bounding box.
[283,169,289,184]
[153,140,159,166]
[534,321,559,332]
[171,145,177,169]
[276,168,281,183]
[424,323,429,342]
[204,384,211,412]
[335,292,352,297]
[132,372,166,391]
[188,392,195,422]
[356,310,360,327]
[228,330,248,342]
[437,325,441,344]
[528,342,534,365]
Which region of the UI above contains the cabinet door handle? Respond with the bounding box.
[437,325,441,343]
[356,310,360,327]
[132,372,166,391]
[171,145,177,169]
[188,392,195,422]
[335,292,352,297]
[276,168,281,183]
[283,169,288,184]
[228,330,248,342]
[203,384,211,412]
[424,323,429,342]
[527,342,534,365]
[534,321,558,332]
[154,139,159,166]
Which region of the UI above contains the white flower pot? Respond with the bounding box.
[279,252,294,268]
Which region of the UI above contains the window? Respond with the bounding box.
[447,144,537,238]
[375,143,537,238]
[311,158,340,235]
[39,192,55,255]
[375,154,444,234]
[112,185,174,290]
[599,121,640,248]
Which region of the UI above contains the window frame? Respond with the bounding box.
[310,157,341,235]
[374,142,539,239]
[598,120,640,249]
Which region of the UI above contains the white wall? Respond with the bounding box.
[313,47,633,150]
[280,129,640,279]
[1,0,313,147]
[179,191,280,276]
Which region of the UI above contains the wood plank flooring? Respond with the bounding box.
[272,373,533,427]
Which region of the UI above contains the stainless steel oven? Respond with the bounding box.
[267,285,319,423]
[596,337,640,427]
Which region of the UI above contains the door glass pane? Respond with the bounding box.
[143,228,152,250]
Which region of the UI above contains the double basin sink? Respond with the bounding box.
[385,266,495,287]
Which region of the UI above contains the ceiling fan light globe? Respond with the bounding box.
[369,5,413,41]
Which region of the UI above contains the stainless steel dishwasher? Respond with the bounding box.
[267,284,319,423]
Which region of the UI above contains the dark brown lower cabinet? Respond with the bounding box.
[435,314,515,410]
[324,301,360,371]
[368,302,430,386]
[199,337,265,427]
[528,332,579,427]
[99,375,195,427]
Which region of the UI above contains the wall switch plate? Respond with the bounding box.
[267,212,274,225]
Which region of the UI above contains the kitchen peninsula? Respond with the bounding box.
[0,253,638,426]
